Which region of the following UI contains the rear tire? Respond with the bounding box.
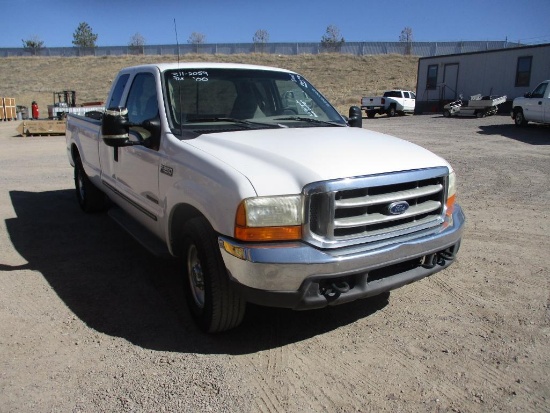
[443,109,451,118]
[366,111,376,119]
[182,217,246,333]
[387,106,396,117]
[74,157,106,213]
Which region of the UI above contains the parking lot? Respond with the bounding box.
[0,114,548,412]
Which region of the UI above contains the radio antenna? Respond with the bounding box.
[174,18,180,65]
[174,18,183,136]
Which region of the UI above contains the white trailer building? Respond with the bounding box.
[415,43,550,114]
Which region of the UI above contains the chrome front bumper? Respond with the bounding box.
[218,205,465,309]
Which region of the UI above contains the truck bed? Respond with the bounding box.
[466,95,506,108]
[361,97,383,107]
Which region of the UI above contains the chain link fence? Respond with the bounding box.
[1,41,519,58]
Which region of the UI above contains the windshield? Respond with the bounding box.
[163,68,346,135]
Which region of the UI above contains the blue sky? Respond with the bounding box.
[1,0,548,47]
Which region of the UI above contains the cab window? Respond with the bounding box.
[125,73,159,124]
[108,74,130,108]
[531,82,547,99]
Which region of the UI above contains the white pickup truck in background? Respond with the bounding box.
[512,80,550,126]
[361,90,416,118]
[65,63,464,332]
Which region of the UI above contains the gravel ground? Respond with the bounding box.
[0,114,548,412]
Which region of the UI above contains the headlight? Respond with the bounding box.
[446,171,457,214]
[235,195,303,241]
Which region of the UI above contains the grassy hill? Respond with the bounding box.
[0,54,419,117]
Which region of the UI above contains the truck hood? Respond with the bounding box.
[186,127,450,196]
[512,96,527,105]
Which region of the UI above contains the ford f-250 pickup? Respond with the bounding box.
[511,80,550,126]
[66,63,465,332]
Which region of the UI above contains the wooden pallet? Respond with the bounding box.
[16,120,66,136]
[1,97,16,121]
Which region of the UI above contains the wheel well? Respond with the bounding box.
[71,144,80,163]
[170,204,205,257]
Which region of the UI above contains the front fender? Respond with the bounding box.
[160,145,258,254]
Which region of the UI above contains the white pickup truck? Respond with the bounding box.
[361,90,416,118]
[66,63,464,332]
[511,80,550,126]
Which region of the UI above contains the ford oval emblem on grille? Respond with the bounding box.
[387,201,409,215]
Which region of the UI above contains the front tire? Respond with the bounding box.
[514,109,528,127]
[182,217,246,333]
[74,157,106,213]
[443,109,451,118]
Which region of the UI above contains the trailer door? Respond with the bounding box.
[442,63,459,101]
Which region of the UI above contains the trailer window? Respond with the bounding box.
[426,65,438,90]
[515,56,532,87]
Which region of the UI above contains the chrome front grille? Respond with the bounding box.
[304,167,449,248]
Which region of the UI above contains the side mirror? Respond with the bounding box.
[102,107,161,148]
[524,92,532,98]
[102,107,131,147]
[142,117,161,141]
[348,106,363,128]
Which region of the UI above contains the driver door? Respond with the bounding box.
[114,71,163,234]
[525,82,547,123]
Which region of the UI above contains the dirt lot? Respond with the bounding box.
[0,114,548,412]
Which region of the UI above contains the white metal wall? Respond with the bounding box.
[416,44,550,108]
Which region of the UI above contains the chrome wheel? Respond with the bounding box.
[182,217,246,332]
[186,244,205,309]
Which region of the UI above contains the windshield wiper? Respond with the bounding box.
[184,117,282,129]
[273,116,344,126]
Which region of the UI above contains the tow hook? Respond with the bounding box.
[321,280,351,299]
[421,253,440,269]
[421,252,451,269]
[439,249,456,260]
